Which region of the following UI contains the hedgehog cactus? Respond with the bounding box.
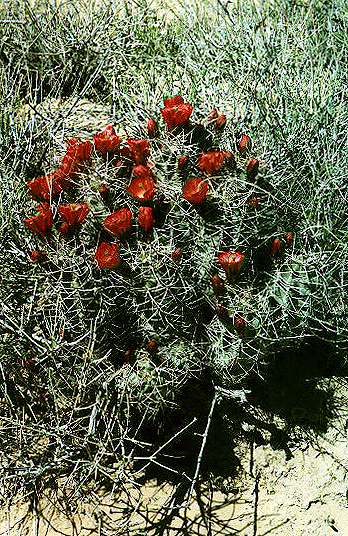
[21,92,343,409]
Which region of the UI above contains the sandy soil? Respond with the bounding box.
[1,378,348,536]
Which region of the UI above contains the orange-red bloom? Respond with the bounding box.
[30,250,47,263]
[24,203,53,237]
[163,95,184,107]
[103,209,132,238]
[219,252,245,281]
[182,177,208,204]
[138,206,154,233]
[198,152,225,175]
[94,126,122,156]
[127,174,154,202]
[160,95,193,131]
[25,174,62,200]
[128,139,151,165]
[95,242,121,270]
[67,137,93,160]
[57,203,90,225]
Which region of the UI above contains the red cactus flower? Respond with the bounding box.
[212,274,224,294]
[128,139,151,165]
[215,115,226,132]
[67,137,93,161]
[246,159,259,180]
[94,126,122,156]
[285,232,294,247]
[172,246,183,261]
[53,154,80,188]
[30,250,47,263]
[239,135,252,154]
[247,197,258,210]
[207,109,218,122]
[219,252,245,281]
[24,204,53,237]
[95,242,121,270]
[272,237,283,257]
[127,175,154,202]
[148,118,159,139]
[224,152,236,170]
[103,209,132,238]
[234,316,246,335]
[160,98,193,131]
[57,203,90,225]
[132,165,153,181]
[182,177,208,204]
[138,206,154,233]
[163,95,184,107]
[178,154,189,170]
[198,152,225,175]
[25,174,62,200]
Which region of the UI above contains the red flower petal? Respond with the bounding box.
[24,206,53,237]
[103,209,132,238]
[182,177,207,204]
[160,103,193,130]
[138,206,154,233]
[218,252,245,281]
[163,95,184,107]
[126,176,154,202]
[198,152,225,175]
[128,139,151,165]
[57,203,90,225]
[95,242,121,270]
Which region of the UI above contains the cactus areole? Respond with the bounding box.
[219,252,245,281]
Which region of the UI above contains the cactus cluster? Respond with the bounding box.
[22,94,305,405]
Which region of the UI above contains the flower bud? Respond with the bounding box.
[219,252,245,281]
[124,350,134,364]
[285,232,294,247]
[239,135,252,154]
[224,152,236,170]
[215,305,229,320]
[148,118,159,139]
[214,115,227,132]
[212,274,224,294]
[246,159,259,180]
[60,221,71,237]
[98,184,109,201]
[207,109,218,122]
[178,154,189,170]
[138,206,154,233]
[146,340,158,354]
[272,237,283,257]
[247,197,258,210]
[172,247,183,261]
[30,250,46,264]
[234,316,246,335]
